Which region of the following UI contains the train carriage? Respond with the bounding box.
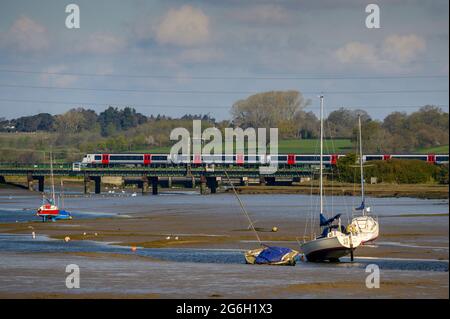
[80,153,448,168]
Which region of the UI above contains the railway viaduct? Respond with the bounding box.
[0,163,315,195]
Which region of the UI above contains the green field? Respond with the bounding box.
[133,140,448,154]
[415,145,449,154]
[133,139,354,154]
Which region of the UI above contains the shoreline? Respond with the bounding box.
[1,181,448,199]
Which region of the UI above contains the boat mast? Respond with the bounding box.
[358,115,365,215]
[319,95,324,215]
[50,150,56,205]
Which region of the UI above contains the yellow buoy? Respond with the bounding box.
[272,226,278,232]
[131,246,137,252]
[64,236,70,242]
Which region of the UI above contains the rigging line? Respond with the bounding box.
[223,171,262,245]
[0,69,448,80]
[0,84,448,95]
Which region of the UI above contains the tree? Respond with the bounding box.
[326,108,371,138]
[231,91,310,137]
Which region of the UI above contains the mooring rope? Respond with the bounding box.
[223,171,262,245]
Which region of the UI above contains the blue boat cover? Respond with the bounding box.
[355,201,365,211]
[320,213,342,226]
[55,210,71,220]
[255,246,293,264]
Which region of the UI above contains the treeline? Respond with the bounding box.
[336,154,449,184]
[0,91,448,155]
[231,91,449,153]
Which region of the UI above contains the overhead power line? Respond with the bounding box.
[0,98,447,110]
[0,69,448,80]
[0,83,448,95]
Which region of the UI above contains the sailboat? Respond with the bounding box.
[36,152,72,222]
[350,115,379,243]
[224,172,299,266]
[300,96,362,262]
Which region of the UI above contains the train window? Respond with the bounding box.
[365,156,383,161]
[392,156,426,161]
[273,155,287,161]
[152,155,168,161]
[110,155,143,161]
[436,156,449,161]
[94,155,101,160]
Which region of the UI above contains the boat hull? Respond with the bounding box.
[36,204,59,216]
[301,231,361,262]
[351,216,379,244]
[245,247,299,266]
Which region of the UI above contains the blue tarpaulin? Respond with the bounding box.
[255,246,293,264]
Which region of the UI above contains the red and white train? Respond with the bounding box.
[78,153,449,167]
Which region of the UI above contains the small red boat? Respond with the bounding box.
[35,152,72,222]
[37,202,60,216]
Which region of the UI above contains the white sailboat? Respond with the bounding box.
[300,95,362,262]
[350,115,379,243]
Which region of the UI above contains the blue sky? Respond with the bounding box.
[0,0,448,120]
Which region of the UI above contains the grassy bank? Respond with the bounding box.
[226,182,449,199]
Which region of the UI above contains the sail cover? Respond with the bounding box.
[355,201,365,211]
[320,213,342,226]
[255,246,293,264]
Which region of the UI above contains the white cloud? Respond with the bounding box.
[382,34,426,63]
[335,34,427,70]
[39,65,77,88]
[335,42,378,64]
[0,16,49,52]
[156,5,210,46]
[231,4,292,25]
[79,33,127,54]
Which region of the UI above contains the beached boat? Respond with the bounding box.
[224,171,298,266]
[36,153,72,222]
[350,115,379,243]
[300,96,362,262]
[245,246,298,266]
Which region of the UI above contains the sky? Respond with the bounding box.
[0,0,448,120]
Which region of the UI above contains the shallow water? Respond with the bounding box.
[1,234,447,272]
[0,191,448,224]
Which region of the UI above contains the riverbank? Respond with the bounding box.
[226,182,449,199]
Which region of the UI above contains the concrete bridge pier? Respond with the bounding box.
[200,175,207,195]
[259,176,266,186]
[84,176,101,194]
[190,176,196,189]
[36,176,45,192]
[92,176,101,194]
[84,176,91,194]
[27,173,34,191]
[149,177,159,195]
[206,176,218,194]
[142,178,149,195]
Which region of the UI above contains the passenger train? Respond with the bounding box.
[78,153,449,167]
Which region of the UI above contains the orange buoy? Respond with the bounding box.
[131,246,137,252]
